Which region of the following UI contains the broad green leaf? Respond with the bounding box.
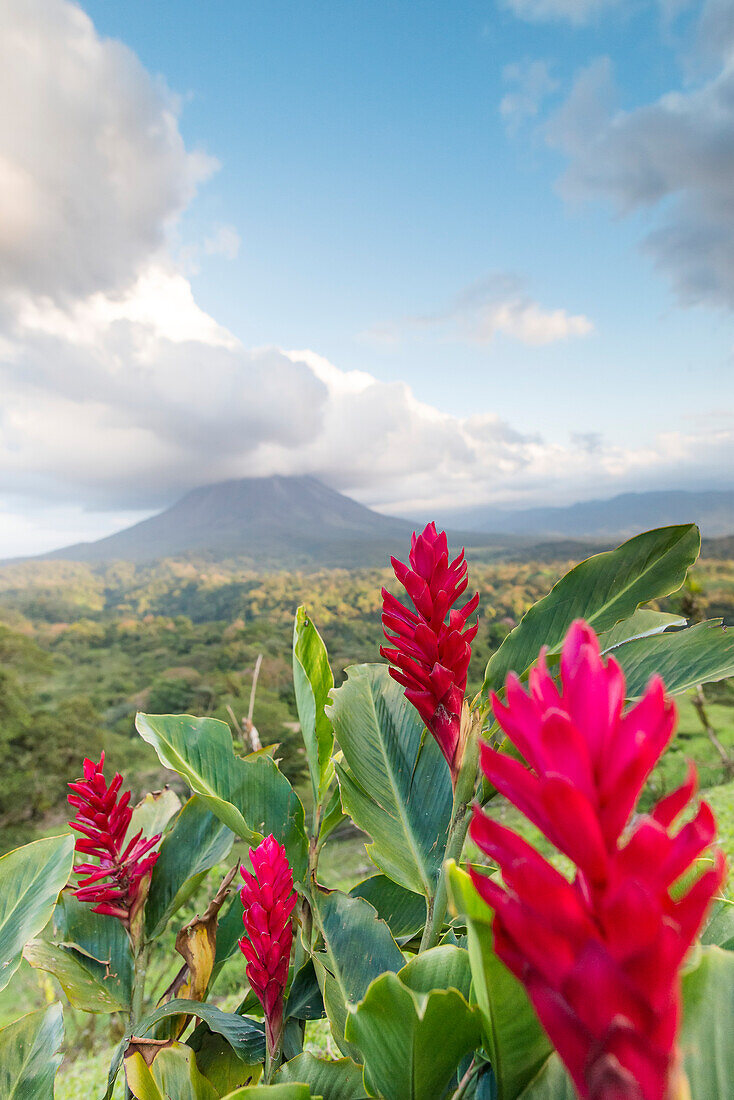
[145,796,234,939]
[25,892,133,1013]
[398,944,472,998]
[329,665,452,896]
[0,1003,64,1099]
[286,960,324,1021]
[345,963,481,1100]
[598,608,686,652]
[278,1054,367,1099]
[518,947,734,1100]
[222,1086,315,1099]
[349,876,427,943]
[188,1028,261,1095]
[702,899,734,951]
[611,620,734,699]
[447,863,551,1100]
[516,1056,575,1099]
[211,892,245,986]
[317,784,347,847]
[126,788,182,849]
[483,525,700,695]
[293,607,335,805]
[137,999,266,1064]
[309,886,403,1058]
[125,1042,218,1100]
[0,833,74,993]
[678,944,734,1096]
[136,714,308,878]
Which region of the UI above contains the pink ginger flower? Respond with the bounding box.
[470,621,726,1100]
[67,753,160,925]
[381,522,479,784]
[238,834,297,1058]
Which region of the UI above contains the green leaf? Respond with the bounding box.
[0,1003,64,1099]
[611,619,734,698]
[516,1056,575,1100]
[126,788,182,849]
[222,1086,316,1099]
[598,608,687,652]
[136,714,308,879]
[0,833,74,993]
[137,999,265,1064]
[25,892,133,1013]
[483,525,700,695]
[211,892,246,985]
[188,1028,261,1096]
[349,876,427,943]
[345,959,481,1100]
[447,863,551,1100]
[309,886,404,1058]
[317,785,347,847]
[702,899,734,951]
[286,960,324,1021]
[145,796,234,939]
[398,944,472,999]
[329,665,452,896]
[125,1042,218,1100]
[277,1054,367,1099]
[678,944,734,1097]
[293,607,335,805]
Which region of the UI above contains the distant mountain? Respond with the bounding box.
[31,476,510,569]
[441,490,734,540]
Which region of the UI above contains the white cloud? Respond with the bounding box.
[501,0,623,25]
[204,224,241,260]
[547,41,734,309]
[500,60,560,133]
[0,0,216,306]
[0,0,732,557]
[371,275,594,348]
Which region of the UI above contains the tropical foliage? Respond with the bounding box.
[2,523,734,1098]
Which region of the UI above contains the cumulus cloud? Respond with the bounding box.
[501,0,623,25]
[500,60,560,133]
[204,224,241,260]
[1,0,733,556]
[370,275,594,348]
[547,40,734,310]
[0,0,216,306]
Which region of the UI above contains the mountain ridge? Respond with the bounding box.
[22,476,513,569]
[436,489,734,540]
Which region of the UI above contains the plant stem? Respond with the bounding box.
[451,1058,479,1100]
[420,712,479,952]
[419,800,471,951]
[124,941,149,1099]
[130,942,149,1032]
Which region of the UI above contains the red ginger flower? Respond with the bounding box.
[381,522,479,783]
[238,834,297,1056]
[470,621,726,1100]
[67,753,160,925]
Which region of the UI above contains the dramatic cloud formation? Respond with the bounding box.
[547,30,734,309]
[0,0,216,307]
[1,0,734,556]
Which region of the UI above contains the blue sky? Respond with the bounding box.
[80,0,730,442]
[1,0,733,554]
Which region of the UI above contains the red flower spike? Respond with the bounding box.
[381,522,479,784]
[470,621,726,1100]
[67,753,160,926]
[238,835,297,1059]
